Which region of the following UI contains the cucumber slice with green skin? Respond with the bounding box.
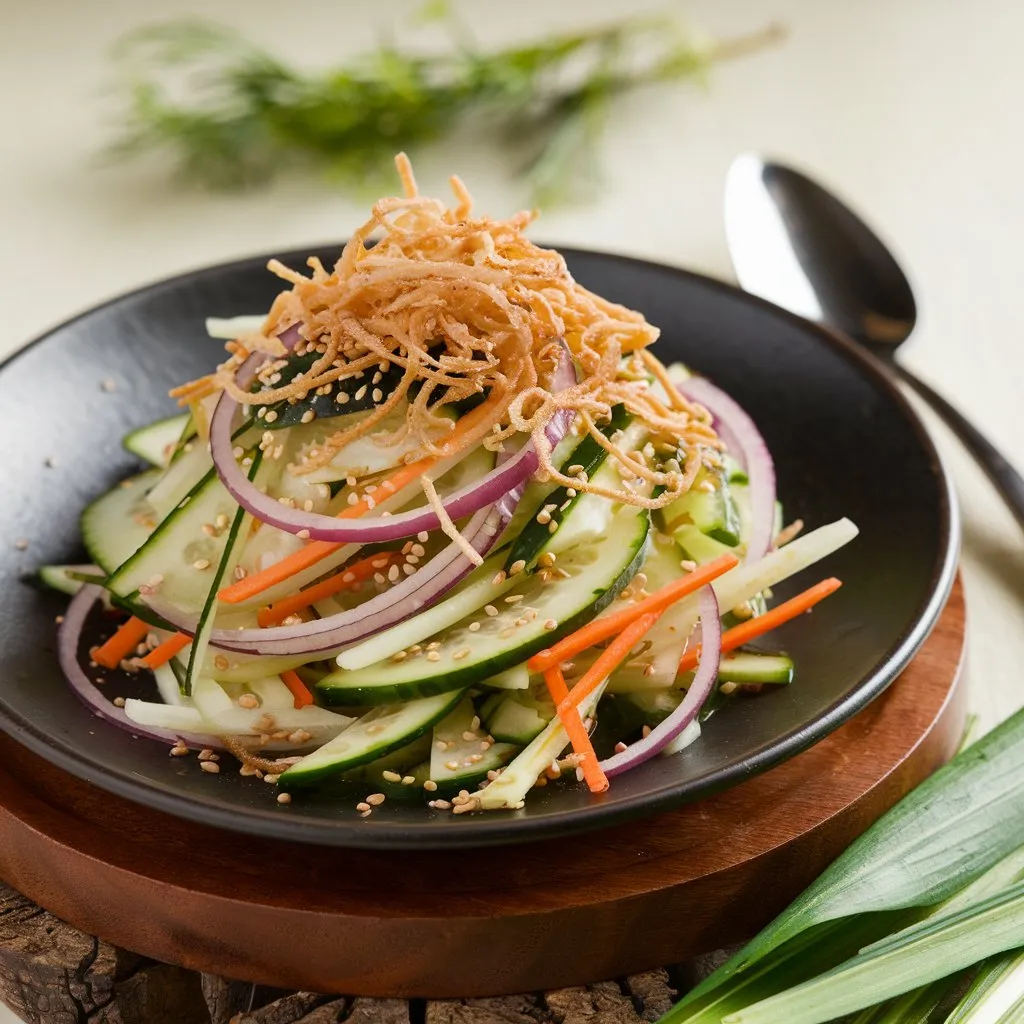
[718,651,794,685]
[503,405,631,572]
[673,524,737,566]
[257,351,408,430]
[37,565,104,596]
[342,734,433,780]
[183,451,269,693]
[123,413,192,468]
[317,504,650,706]
[429,697,519,788]
[480,691,553,745]
[280,689,466,789]
[662,466,741,547]
[81,470,162,574]
[731,481,784,551]
[476,664,530,691]
[475,682,606,811]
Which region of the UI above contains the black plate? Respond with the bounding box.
[0,247,957,849]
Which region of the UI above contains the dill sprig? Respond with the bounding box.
[107,11,781,205]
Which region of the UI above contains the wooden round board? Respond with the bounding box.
[0,578,966,999]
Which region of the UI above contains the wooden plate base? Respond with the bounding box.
[0,580,966,999]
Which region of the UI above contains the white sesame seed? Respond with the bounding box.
[382,770,402,783]
[193,558,211,570]
[238,693,260,709]
[504,594,524,605]
[264,773,280,784]
[277,792,292,804]
[366,793,386,806]
[300,410,315,424]
[200,761,220,774]
[468,621,481,632]
[388,564,400,583]
[445,760,460,771]
[484,604,498,617]
[113,696,126,708]
[354,385,368,401]
[423,780,438,792]
[427,651,441,662]
[492,570,507,585]
[356,802,371,812]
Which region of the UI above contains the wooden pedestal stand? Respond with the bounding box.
[0,581,966,1022]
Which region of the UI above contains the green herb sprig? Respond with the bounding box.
[106,11,781,204]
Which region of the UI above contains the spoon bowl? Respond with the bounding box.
[725,153,1024,532]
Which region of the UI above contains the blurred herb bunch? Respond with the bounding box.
[107,3,778,205]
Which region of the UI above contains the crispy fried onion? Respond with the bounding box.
[172,154,721,509]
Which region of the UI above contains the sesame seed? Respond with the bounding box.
[264,773,280,784]
[239,764,261,776]
[387,564,400,583]
[297,529,310,539]
[468,621,481,632]
[402,563,416,576]
[411,543,426,557]
[445,760,460,771]
[720,681,739,695]
[13,539,28,551]
[504,594,524,605]
[499,627,515,639]
[277,792,292,804]
[300,409,315,424]
[214,654,230,671]
[391,650,409,662]
[544,618,558,630]
[492,570,507,585]
[113,697,126,708]
[418,530,430,543]
[402,775,416,785]
[238,693,260,709]
[426,651,441,662]
[170,744,188,757]
[200,761,220,774]
[372,388,383,403]
[382,770,402,783]
[423,780,438,792]
[536,511,552,525]
[193,558,211,570]
[548,521,558,534]
[680,559,697,572]
[430,799,452,810]
[337,392,350,404]
[264,410,278,423]
[509,559,526,575]
[366,793,386,806]
[356,802,371,812]
[453,648,470,661]
[354,385,368,401]
[426,641,441,651]
[484,604,498,617]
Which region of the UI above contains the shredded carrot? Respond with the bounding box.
[140,632,191,670]
[543,666,608,794]
[257,552,400,626]
[280,669,314,709]
[557,612,663,715]
[527,553,738,674]
[91,617,152,670]
[677,577,842,673]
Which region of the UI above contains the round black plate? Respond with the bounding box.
[0,247,957,849]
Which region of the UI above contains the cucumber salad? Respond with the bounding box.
[46,156,856,816]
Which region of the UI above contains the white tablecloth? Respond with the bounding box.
[2,2,1022,1013]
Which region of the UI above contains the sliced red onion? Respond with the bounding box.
[58,584,222,751]
[209,345,577,544]
[676,377,776,562]
[599,586,721,777]
[145,501,508,656]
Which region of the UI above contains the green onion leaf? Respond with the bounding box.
[661,707,1024,1022]
[944,949,1024,1023]
[725,879,1024,1023]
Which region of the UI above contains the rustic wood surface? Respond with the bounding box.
[0,580,965,1004]
[0,886,686,1024]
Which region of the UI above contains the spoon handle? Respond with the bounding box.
[896,362,1024,532]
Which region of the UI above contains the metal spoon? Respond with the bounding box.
[724,153,1024,531]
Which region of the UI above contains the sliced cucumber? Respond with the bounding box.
[296,402,456,484]
[662,466,740,547]
[81,470,162,573]
[258,351,407,430]
[123,413,191,468]
[480,691,553,745]
[317,504,650,705]
[503,405,631,572]
[429,697,518,789]
[662,718,701,756]
[673,524,737,566]
[280,690,465,788]
[476,664,530,691]
[718,650,794,685]
[123,700,208,734]
[474,683,606,811]
[37,564,103,596]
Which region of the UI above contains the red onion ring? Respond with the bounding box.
[58,583,222,750]
[598,585,721,777]
[208,345,576,544]
[676,377,777,562]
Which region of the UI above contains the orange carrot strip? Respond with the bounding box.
[217,409,494,606]
[91,617,152,670]
[557,611,663,717]
[543,666,608,794]
[527,553,738,674]
[280,669,314,709]
[677,577,842,673]
[217,458,436,605]
[140,632,191,670]
[257,551,399,627]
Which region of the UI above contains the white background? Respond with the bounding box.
[2,1,1023,1016]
